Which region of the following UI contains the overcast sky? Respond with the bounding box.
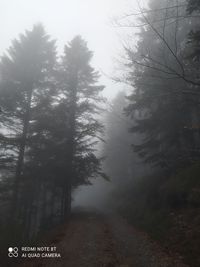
[0,0,139,99]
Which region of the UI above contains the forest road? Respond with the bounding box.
[15,208,189,267]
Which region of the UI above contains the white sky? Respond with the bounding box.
[0,0,139,99]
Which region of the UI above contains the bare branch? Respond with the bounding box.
[120,3,187,19]
[135,0,186,77]
[115,15,200,29]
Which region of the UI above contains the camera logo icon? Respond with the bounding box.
[8,247,18,257]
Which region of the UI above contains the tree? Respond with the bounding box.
[0,24,57,239]
[58,36,105,218]
[117,0,200,88]
[103,91,152,185]
[122,0,200,171]
[0,29,105,243]
[104,91,142,184]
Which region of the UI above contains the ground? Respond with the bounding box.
[8,208,189,267]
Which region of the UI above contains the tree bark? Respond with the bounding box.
[63,68,78,218]
[9,86,33,238]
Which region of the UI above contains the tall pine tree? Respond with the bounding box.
[58,36,105,218]
[0,24,57,240]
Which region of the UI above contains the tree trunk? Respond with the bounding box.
[9,86,33,239]
[64,69,78,218]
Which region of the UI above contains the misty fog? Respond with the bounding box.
[1,0,200,266]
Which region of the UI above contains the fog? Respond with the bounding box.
[0,0,137,99]
[0,0,140,210]
[1,2,199,265]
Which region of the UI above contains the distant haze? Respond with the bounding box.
[0,0,139,99]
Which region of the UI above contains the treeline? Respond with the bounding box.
[124,0,200,171]
[104,1,200,266]
[0,24,104,244]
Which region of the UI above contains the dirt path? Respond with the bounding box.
[10,209,189,267]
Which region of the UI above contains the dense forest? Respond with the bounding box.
[0,26,105,244]
[103,0,200,266]
[0,0,200,266]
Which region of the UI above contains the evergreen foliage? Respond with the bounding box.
[0,27,104,242]
[124,0,200,171]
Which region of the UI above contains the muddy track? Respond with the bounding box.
[8,209,189,267]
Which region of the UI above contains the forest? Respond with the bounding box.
[0,0,200,266]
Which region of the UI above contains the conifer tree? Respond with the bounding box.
[58,36,105,217]
[0,24,57,238]
[124,0,200,171]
